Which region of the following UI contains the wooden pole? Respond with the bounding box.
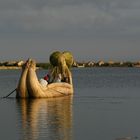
[3,88,16,98]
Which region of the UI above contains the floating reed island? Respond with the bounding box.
[0,60,140,69]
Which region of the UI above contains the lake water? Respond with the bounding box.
[0,68,140,140]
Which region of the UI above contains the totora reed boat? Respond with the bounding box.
[16,59,74,98]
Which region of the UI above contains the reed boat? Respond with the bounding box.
[16,59,73,98]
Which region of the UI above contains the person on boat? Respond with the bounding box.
[48,71,61,83]
[39,71,62,86]
[39,78,48,87]
[39,74,50,87]
[52,73,62,83]
[44,74,50,82]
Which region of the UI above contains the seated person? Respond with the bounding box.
[39,78,48,87]
[53,73,62,83]
[39,74,50,87]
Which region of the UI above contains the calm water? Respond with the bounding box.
[0,68,140,140]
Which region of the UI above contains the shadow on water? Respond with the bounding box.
[16,96,73,140]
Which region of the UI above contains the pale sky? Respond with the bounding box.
[0,0,140,62]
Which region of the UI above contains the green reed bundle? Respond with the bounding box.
[50,51,74,68]
[62,51,74,68]
[49,51,73,83]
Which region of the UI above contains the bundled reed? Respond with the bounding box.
[49,51,73,83]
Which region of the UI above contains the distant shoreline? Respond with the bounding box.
[0,66,21,70]
[0,60,140,69]
[0,65,140,70]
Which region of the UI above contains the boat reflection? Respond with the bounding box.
[16,96,73,140]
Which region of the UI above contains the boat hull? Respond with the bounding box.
[16,66,73,98]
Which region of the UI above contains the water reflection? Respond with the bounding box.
[16,96,73,140]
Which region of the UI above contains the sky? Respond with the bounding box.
[0,0,140,62]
